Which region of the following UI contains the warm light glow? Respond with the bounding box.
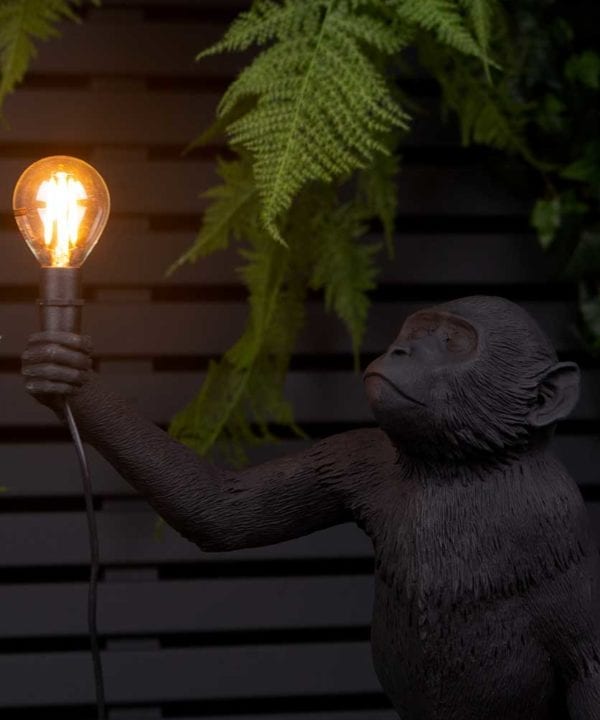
[37,171,88,267]
[13,156,110,268]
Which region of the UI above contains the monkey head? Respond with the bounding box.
[363,296,581,462]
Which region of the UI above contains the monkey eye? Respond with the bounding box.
[443,325,477,354]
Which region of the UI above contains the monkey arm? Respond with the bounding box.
[66,373,385,552]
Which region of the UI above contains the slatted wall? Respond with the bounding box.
[0,1,598,717]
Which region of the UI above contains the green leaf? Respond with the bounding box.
[531,197,562,249]
[561,141,600,186]
[169,233,305,464]
[309,202,381,368]
[535,93,566,135]
[579,285,600,347]
[167,156,257,275]
[0,0,87,109]
[357,151,400,257]
[205,0,410,242]
[394,0,493,64]
[531,193,589,250]
[564,50,600,89]
[566,231,600,278]
[458,0,495,77]
[418,37,531,159]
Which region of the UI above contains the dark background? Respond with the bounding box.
[0,0,598,716]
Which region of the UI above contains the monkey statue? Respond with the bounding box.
[21,295,600,719]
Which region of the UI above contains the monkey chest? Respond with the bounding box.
[366,508,556,718]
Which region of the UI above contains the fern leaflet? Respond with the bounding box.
[392,0,489,61]
[168,157,256,275]
[0,0,93,109]
[459,0,494,76]
[308,195,381,367]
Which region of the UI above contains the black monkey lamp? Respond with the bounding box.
[22,295,600,719]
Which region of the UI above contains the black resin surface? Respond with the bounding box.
[22,295,600,719]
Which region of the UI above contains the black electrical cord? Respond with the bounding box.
[64,399,106,719]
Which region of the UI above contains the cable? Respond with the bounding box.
[64,399,106,719]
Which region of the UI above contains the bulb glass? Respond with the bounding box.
[13,155,110,268]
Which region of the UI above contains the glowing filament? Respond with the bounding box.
[36,171,87,267]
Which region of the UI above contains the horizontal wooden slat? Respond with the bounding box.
[173,714,395,720]
[2,434,598,498]
[0,300,582,358]
[0,642,379,705]
[0,159,528,216]
[30,17,242,78]
[0,89,221,146]
[0,505,598,568]
[0,90,453,148]
[173,715,395,720]
[1,367,599,428]
[0,576,373,638]
[0,230,554,287]
[0,515,371,567]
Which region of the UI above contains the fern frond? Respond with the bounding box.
[0,0,88,108]
[168,156,257,275]
[459,0,495,77]
[169,232,305,464]
[196,0,310,59]
[393,0,487,61]
[418,37,529,157]
[308,200,381,367]
[357,149,400,256]
[203,0,410,243]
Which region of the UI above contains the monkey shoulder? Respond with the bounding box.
[315,426,398,473]
[312,427,401,526]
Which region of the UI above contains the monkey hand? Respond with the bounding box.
[21,331,93,411]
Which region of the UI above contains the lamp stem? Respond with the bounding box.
[39,266,83,333]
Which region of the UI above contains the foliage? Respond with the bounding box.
[169,0,494,462]
[421,0,600,352]
[507,3,600,352]
[3,0,596,459]
[0,0,97,110]
[199,0,412,244]
[169,156,385,461]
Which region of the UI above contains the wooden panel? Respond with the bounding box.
[0,89,221,146]
[0,576,373,637]
[29,17,243,78]
[1,368,599,428]
[0,300,581,358]
[174,714,395,720]
[0,230,554,287]
[0,159,528,216]
[0,642,379,705]
[0,90,453,148]
[1,435,600,498]
[0,506,598,569]
[174,715,395,720]
[0,515,371,567]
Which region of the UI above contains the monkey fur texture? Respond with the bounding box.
[22,295,600,719]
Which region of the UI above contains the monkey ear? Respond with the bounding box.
[528,362,581,428]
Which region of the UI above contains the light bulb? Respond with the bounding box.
[13,155,110,268]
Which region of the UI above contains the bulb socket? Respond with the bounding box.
[39,267,83,334]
